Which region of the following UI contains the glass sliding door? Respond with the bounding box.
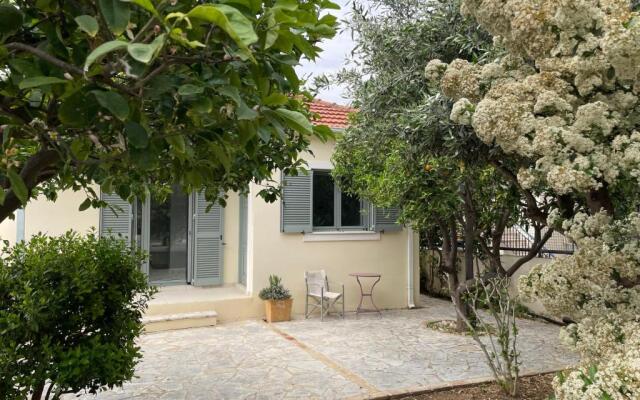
[148,187,190,284]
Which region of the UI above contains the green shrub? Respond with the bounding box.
[0,231,156,399]
[258,275,291,301]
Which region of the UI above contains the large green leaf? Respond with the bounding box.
[58,91,99,127]
[127,34,165,64]
[124,122,149,148]
[126,0,158,16]
[18,76,68,89]
[187,4,257,56]
[74,15,99,37]
[0,5,23,36]
[7,169,28,204]
[91,90,130,121]
[178,84,204,96]
[273,108,312,135]
[99,0,131,35]
[84,40,128,71]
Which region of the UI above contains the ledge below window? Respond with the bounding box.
[303,231,381,242]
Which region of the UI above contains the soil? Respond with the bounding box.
[399,373,555,400]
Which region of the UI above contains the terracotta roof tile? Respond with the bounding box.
[308,100,355,129]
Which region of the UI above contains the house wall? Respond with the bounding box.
[246,137,422,317]
[0,190,100,247]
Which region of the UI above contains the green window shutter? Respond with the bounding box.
[373,206,402,232]
[99,192,132,240]
[192,192,224,286]
[281,171,312,233]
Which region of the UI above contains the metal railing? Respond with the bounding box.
[500,226,575,257]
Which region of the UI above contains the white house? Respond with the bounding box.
[0,100,421,328]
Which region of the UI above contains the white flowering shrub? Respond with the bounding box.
[428,0,640,398]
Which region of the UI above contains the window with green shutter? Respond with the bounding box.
[281,170,402,233]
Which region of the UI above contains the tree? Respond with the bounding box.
[331,0,552,331]
[429,0,640,397]
[0,231,155,399]
[0,0,338,222]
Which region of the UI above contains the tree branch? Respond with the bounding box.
[5,43,84,76]
[506,227,553,277]
[0,149,59,223]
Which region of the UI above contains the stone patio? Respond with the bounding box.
[70,297,578,400]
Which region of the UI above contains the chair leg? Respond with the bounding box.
[342,296,345,318]
[321,295,324,322]
[305,296,309,319]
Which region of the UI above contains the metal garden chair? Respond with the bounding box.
[304,270,345,321]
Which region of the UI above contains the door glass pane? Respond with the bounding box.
[341,192,362,227]
[313,172,335,227]
[149,187,189,283]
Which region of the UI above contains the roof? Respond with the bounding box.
[308,100,355,129]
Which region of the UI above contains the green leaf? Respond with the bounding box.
[166,135,186,153]
[262,93,288,106]
[127,33,165,64]
[91,90,130,121]
[7,169,28,204]
[237,102,258,120]
[84,40,128,71]
[70,138,91,160]
[79,198,92,211]
[75,15,99,37]
[0,5,23,36]
[18,76,68,89]
[124,122,149,148]
[58,91,99,127]
[187,4,257,57]
[320,0,341,10]
[210,144,231,171]
[99,0,131,35]
[274,0,298,11]
[273,108,312,135]
[178,84,204,96]
[126,0,158,16]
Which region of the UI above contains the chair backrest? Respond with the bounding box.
[305,270,327,296]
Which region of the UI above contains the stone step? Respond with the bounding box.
[142,310,218,333]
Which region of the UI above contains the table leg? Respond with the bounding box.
[356,275,365,314]
[354,275,382,316]
[369,276,381,315]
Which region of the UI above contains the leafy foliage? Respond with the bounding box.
[0,231,156,399]
[0,0,339,222]
[258,274,291,300]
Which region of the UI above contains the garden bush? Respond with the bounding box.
[0,231,155,399]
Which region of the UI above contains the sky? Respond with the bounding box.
[296,0,355,105]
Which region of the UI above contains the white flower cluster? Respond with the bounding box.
[519,212,640,398]
[428,2,640,398]
[434,0,640,196]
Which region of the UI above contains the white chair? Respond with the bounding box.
[304,270,344,321]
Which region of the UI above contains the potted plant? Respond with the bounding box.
[259,275,293,323]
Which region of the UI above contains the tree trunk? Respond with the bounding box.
[586,185,614,215]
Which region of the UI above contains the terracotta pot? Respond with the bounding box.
[264,298,293,323]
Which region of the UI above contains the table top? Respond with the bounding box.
[349,272,381,278]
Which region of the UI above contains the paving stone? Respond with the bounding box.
[64,296,577,399]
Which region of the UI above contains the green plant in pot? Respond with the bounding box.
[259,275,292,323]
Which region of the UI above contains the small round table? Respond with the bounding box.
[349,272,382,315]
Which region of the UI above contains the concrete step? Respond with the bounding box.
[143,310,218,333]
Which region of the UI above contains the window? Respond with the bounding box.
[312,170,366,230]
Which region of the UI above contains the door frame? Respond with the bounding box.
[137,192,195,285]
